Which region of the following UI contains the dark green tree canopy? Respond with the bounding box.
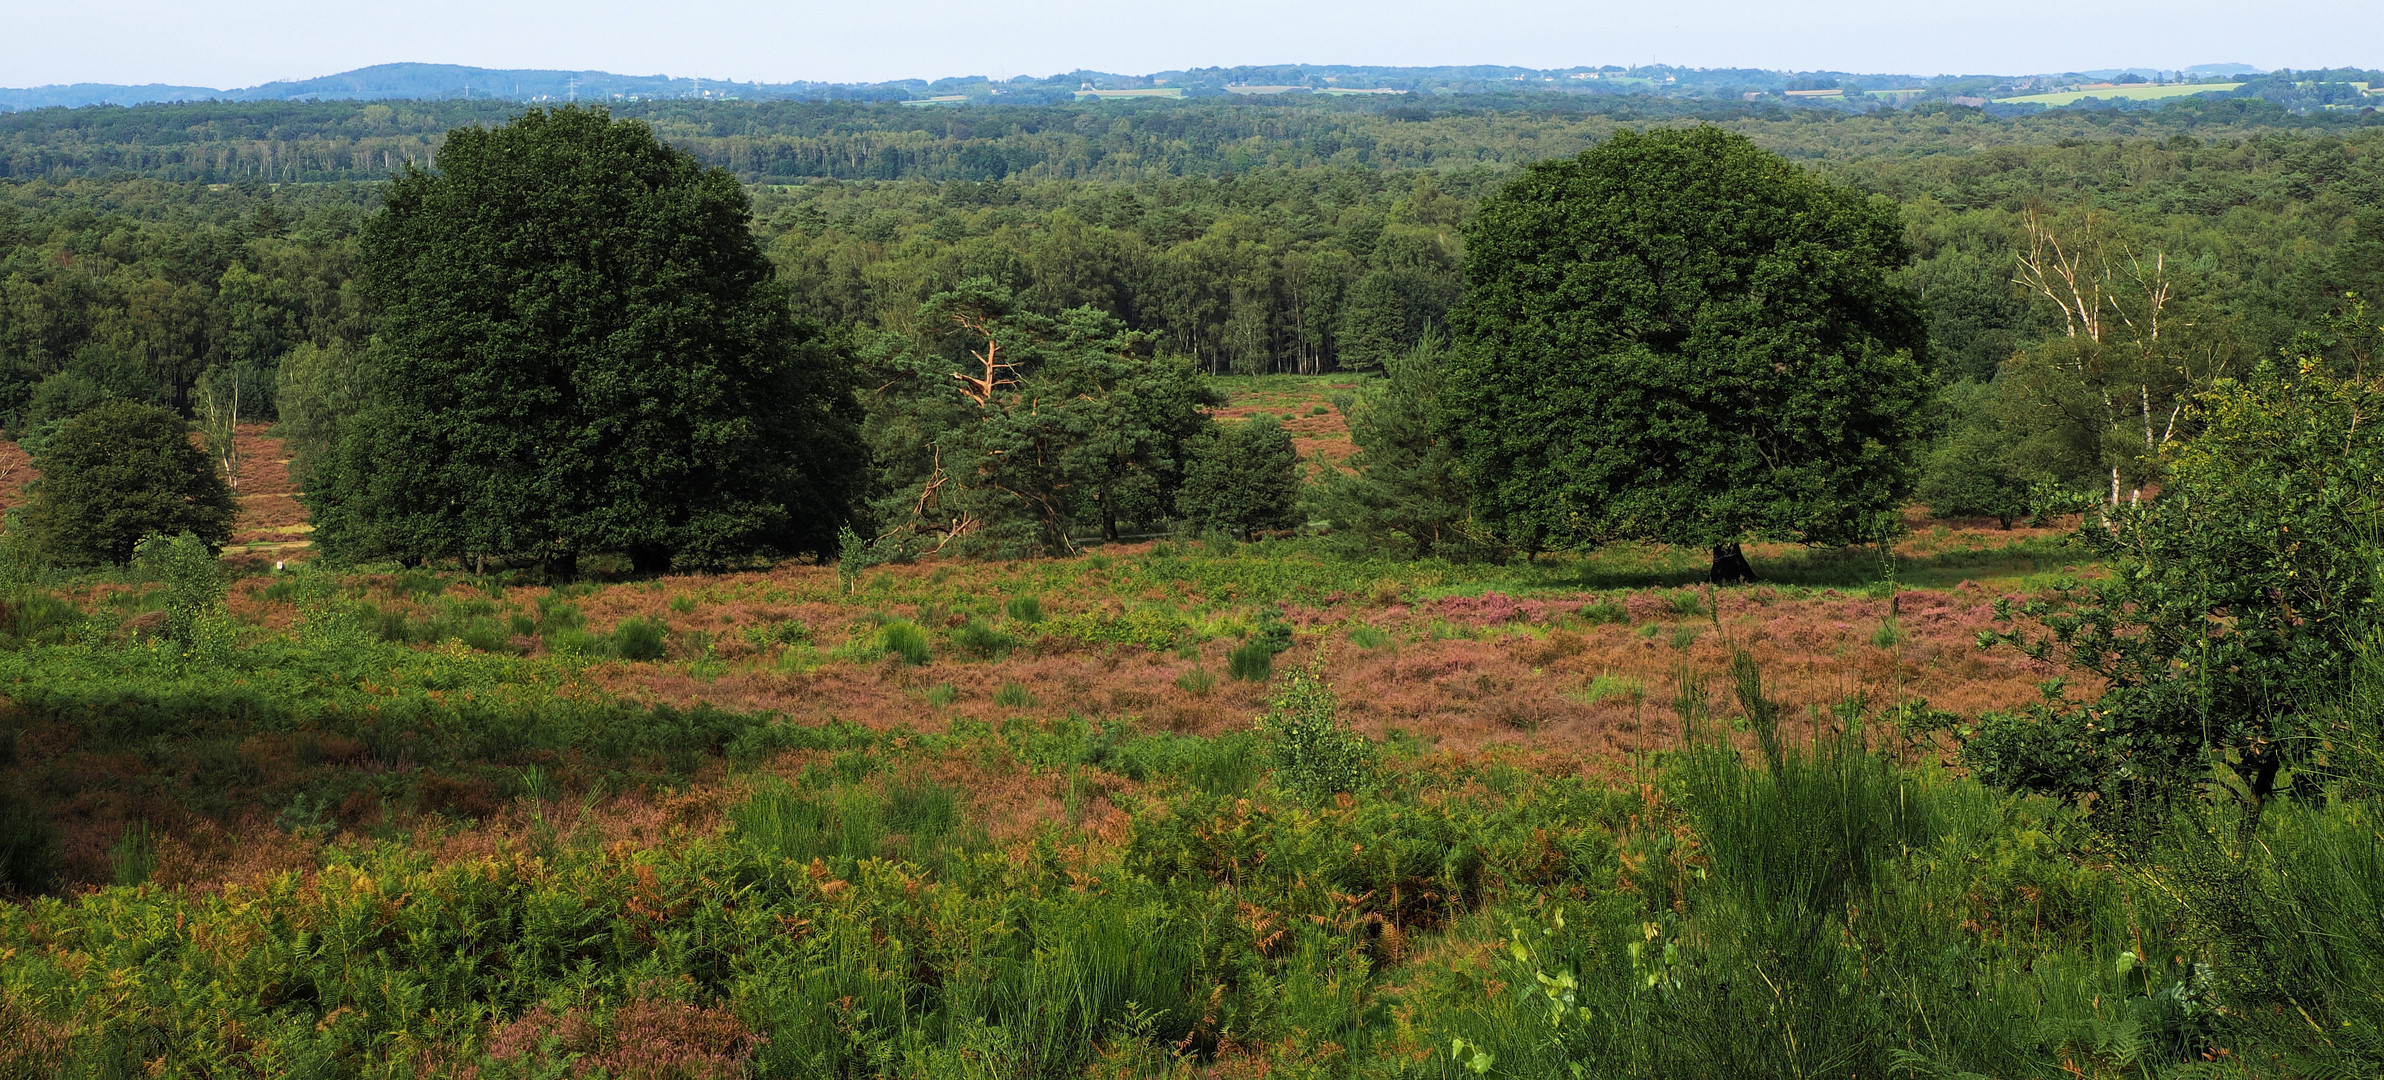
[1320,334,1473,557]
[21,400,234,565]
[1180,415,1301,543]
[1445,126,1933,569]
[313,107,861,573]
[865,279,1217,556]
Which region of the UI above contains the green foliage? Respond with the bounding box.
[108,822,157,888]
[879,620,932,666]
[1917,381,2036,528]
[953,618,1015,658]
[1256,662,1374,801]
[1003,595,1044,624]
[21,401,234,565]
[1320,332,1475,557]
[992,681,1036,708]
[1173,665,1217,697]
[272,339,372,486]
[1179,415,1301,542]
[867,280,1221,554]
[1974,359,2384,817]
[131,532,227,646]
[611,616,669,661]
[1577,599,1628,625]
[1348,625,1392,650]
[1447,127,1933,562]
[311,106,863,572]
[0,591,83,649]
[0,788,55,896]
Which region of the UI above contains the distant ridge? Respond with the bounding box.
[0,62,895,112]
[0,60,2330,114]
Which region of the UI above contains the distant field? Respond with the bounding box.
[1995,82,2241,106]
[1073,88,1183,99]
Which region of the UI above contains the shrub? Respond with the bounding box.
[21,400,234,565]
[613,617,670,661]
[1257,663,1374,802]
[0,790,56,896]
[109,823,157,887]
[1578,599,1628,625]
[0,591,83,648]
[880,621,932,666]
[1180,417,1301,541]
[954,618,1016,658]
[993,681,1035,708]
[923,683,958,709]
[131,532,227,647]
[1229,611,1296,681]
[1175,666,1217,697]
[1349,626,1392,650]
[1227,639,1277,682]
[1004,596,1045,624]
[743,619,811,649]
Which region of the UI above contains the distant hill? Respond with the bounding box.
[0,62,903,111]
[0,60,2311,114]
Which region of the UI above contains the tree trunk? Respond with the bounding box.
[1709,542,1757,585]
[543,549,579,583]
[628,544,672,576]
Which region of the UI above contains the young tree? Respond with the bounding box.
[1180,416,1301,542]
[21,400,234,565]
[311,107,862,576]
[1318,333,1472,556]
[1445,127,1934,580]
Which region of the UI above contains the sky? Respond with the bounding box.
[2,0,2378,89]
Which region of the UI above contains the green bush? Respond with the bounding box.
[954,618,1016,658]
[993,681,1036,708]
[21,400,234,565]
[1004,596,1045,624]
[613,617,669,661]
[880,621,932,666]
[0,789,56,896]
[1227,639,1276,682]
[0,591,83,648]
[1349,625,1392,650]
[1257,663,1374,802]
[109,823,158,887]
[1175,666,1217,697]
[1578,599,1628,625]
[1180,417,1301,542]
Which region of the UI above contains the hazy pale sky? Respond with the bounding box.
[3,0,2377,88]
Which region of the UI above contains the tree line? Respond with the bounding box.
[1,101,2380,575]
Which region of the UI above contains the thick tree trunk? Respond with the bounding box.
[1709,542,1757,585]
[628,544,673,576]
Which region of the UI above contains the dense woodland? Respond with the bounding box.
[4,96,2381,504]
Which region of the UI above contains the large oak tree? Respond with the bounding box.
[1445,127,1933,579]
[310,107,861,575]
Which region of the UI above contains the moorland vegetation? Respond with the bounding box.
[0,95,2377,1078]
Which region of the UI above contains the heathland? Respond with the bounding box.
[0,94,2378,1079]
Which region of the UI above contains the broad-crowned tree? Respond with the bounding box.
[1445,127,1933,579]
[312,107,861,575]
[21,400,233,565]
